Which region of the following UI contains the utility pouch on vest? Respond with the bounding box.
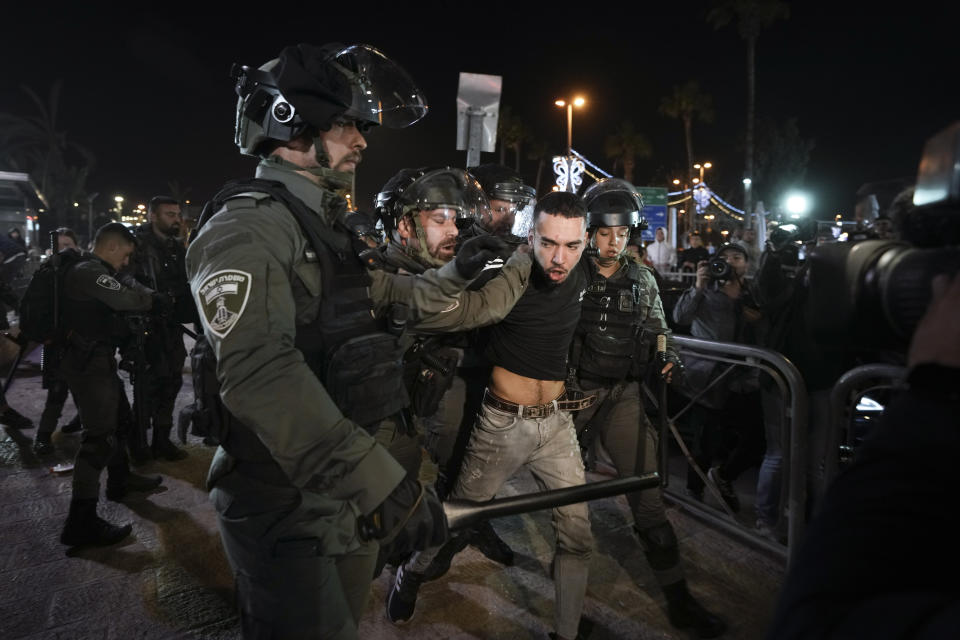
[406,343,459,418]
[326,333,409,432]
[183,334,230,445]
[580,333,636,380]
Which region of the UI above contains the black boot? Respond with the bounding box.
[60,498,132,547]
[469,519,515,566]
[106,467,163,502]
[663,580,727,639]
[152,424,188,461]
[33,432,54,456]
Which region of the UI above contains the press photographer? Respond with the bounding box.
[673,243,765,511]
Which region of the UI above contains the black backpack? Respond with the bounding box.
[18,248,89,344]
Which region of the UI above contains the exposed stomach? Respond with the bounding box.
[489,366,565,406]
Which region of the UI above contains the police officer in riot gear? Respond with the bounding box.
[373,166,531,569]
[570,179,726,638]
[186,43,510,638]
[130,195,196,461]
[59,223,165,547]
[459,163,536,246]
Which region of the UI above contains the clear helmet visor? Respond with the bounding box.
[399,168,489,226]
[330,44,428,129]
[510,201,537,240]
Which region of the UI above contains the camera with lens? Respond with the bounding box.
[808,122,960,353]
[707,256,732,281]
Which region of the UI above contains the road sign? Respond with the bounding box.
[636,186,668,241]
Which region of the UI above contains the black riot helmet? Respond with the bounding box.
[232,43,428,156]
[374,167,490,267]
[581,178,645,229]
[468,164,536,233]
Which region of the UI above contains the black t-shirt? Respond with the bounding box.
[483,259,587,381]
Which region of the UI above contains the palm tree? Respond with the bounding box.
[604,121,652,184]
[707,0,790,216]
[658,81,714,189]
[497,106,528,172]
[0,81,96,232]
[526,139,551,195]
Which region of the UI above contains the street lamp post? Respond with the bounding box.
[553,96,586,193]
[555,96,585,155]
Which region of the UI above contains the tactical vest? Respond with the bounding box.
[61,264,126,346]
[191,179,409,481]
[574,260,647,381]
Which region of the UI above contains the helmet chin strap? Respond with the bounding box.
[590,235,620,268]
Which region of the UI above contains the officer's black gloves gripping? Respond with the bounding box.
[361,474,449,556]
[152,292,175,319]
[454,235,511,279]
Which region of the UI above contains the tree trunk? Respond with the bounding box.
[624,156,635,184]
[745,35,756,217]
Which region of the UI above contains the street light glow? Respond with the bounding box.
[704,162,712,169]
[742,178,752,186]
[114,195,124,203]
[785,192,810,216]
[672,179,680,185]
[693,163,701,170]
[573,96,585,108]
[692,177,700,184]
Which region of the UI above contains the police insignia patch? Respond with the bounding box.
[95,274,121,291]
[196,270,252,338]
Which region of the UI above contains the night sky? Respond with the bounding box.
[2,2,956,221]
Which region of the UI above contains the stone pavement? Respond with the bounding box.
[0,339,785,639]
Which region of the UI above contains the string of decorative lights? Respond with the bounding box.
[570,148,613,178]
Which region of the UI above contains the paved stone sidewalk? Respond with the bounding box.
[0,341,784,639]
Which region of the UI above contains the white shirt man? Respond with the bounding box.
[647,227,676,274]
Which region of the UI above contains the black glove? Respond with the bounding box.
[360,475,448,556]
[454,235,511,279]
[152,292,175,318]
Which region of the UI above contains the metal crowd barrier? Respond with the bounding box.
[824,364,906,485]
[648,336,808,565]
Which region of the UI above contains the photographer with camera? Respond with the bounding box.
[767,273,960,639]
[673,243,766,512]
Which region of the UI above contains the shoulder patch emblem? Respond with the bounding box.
[196,269,253,338]
[96,274,121,291]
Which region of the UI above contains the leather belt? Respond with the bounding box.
[482,388,596,419]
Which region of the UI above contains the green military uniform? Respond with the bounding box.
[60,256,154,501]
[186,158,502,638]
[377,241,530,478]
[572,255,725,636]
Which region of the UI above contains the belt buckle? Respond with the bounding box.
[524,404,546,419]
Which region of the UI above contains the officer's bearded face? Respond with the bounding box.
[152,204,183,237]
[317,120,367,174]
[399,209,459,263]
[486,198,517,236]
[529,212,586,284]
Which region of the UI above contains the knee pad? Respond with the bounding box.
[636,522,679,570]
